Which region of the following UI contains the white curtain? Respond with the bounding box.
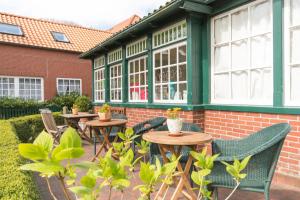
[214,73,230,99]
[291,66,300,101]
[214,45,230,72]
[291,28,300,64]
[232,40,248,69]
[250,68,272,101]
[251,1,271,35]
[232,71,248,100]
[291,0,300,26]
[251,34,271,67]
[232,9,248,40]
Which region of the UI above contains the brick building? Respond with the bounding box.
[82,0,300,186]
[0,12,139,100]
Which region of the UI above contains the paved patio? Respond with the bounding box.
[35,143,300,200]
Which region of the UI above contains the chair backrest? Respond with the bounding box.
[40,109,58,133]
[111,107,126,115]
[133,117,166,135]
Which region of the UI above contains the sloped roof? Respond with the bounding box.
[0,12,113,53]
[108,15,141,33]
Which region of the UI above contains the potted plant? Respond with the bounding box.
[72,104,79,115]
[98,103,111,121]
[74,96,92,114]
[166,108,183,136]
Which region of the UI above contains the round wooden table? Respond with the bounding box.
[85,119,127,161]
[143,131,212,200]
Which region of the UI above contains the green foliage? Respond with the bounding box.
[221,156,252,183]
[134,156,180,200]
[0,120,40,200]
[49,92,80,110]
[191,148,219,200]
[74,96,92,112]
[135,140,150,156]
[98,103,110,113]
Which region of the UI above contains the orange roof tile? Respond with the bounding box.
[0,12,113,53]
[108,15,141,34]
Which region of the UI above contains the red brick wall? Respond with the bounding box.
[204,110,300,177]
[0,44,92,100]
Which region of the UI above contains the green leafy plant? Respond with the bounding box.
[18,127,85,200]
[74,96,92,112]
[134,156,180,200]
[49,92,80,110]
[190,148,219,200]
[98,103,111,113]
[221,156,252,200]
[135,140,150,161]
[166,108,181,119]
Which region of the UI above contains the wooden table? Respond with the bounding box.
[61,113,98,142]
[143,131,212,200]
[85,119,127,161]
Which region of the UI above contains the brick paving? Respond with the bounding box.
[35,143,300,200]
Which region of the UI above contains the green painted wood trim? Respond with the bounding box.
[182,1,212,14]
[126,51,148,61]
[104,53,110,102]
[152,38,187,51]
[273,0,283,107]
[187,14,202,105]
[202,15,211,104]
[122,46,128,103]
[147,33,153,104]
[211,0,252,16]
[92,59,95,102]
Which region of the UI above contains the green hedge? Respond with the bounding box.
[0,113,64,199]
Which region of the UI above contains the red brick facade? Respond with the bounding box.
[0,44,92,100]
[95,106,300,185]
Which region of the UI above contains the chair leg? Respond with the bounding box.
[213,188,218,200]
[264,191,270,200]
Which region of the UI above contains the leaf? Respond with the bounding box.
[69,186,92,196]
[72,161,98,170]
[120,149,134,167]
[54,148,84,160]
[19,144,47,161]
[238,173,247,179]
[80,175,96,188]
[199,169,211,177]
[191,171,201,185]
[240,155,252,171]
[112,179,130,188]
[117,132,126,141]
[20,161,64,174]
[139,162,154,184]
[33,131,53,153]
[125,128,134,137]
[59,127,82,149]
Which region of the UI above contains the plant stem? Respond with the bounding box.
[46,178,58,200]
[108,186,112,200]
[58,175,71,200]
[225,182,240,200]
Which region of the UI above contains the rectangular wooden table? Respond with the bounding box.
[61,113,98,142]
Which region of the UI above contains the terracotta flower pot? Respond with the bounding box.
[72,108,78,115]
[167,118,183,136]
[98,111,111,122]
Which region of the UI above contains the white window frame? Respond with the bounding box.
[94,68,105,103]
[108,48,123,64]
[0,75,44,101]
[153,41,188,104]
[284,0,300,106]
[210,0,273,105]
[128,56,148,102]
[94,56,105,69]
[56,78,82,95]
[126,37,148,58]
[110,64,122,102]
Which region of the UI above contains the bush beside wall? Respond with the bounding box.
[0,113,64,199]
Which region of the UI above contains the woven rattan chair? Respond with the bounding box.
[149,123,202,164]
[209,123,291,200]
[132,117,166,147]
[109,113,128,137]
[40,109,67,144]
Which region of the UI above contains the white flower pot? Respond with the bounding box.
[167,118,183,135]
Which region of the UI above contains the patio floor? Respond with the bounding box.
[35,143,300,200]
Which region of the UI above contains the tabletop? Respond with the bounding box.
[61,113,98,119]
[143,131,212,146]
[85,119,128,127]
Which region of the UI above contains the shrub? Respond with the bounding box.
[74,95,92,112]
[0,120,40,200]
[49,92,80,110]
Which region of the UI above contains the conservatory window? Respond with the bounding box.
[211,0,273,105]
[128,56,148,102]
[94,68,105,102]
[110,64,122,102]
[284,0,300,106]
[153,42,187,103]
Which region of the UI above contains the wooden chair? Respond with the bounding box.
[40,109,67,144]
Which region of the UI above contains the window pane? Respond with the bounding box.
[178,45,186,63]
[291,0,300,26]
[232,9,248,40]
[155,85,161,100]
[130,62,134,73]
[214,73,230,99]
[215,45,230,72]
[291,65,300,101]
[170,66,177,82]
[232,40,248,69]
[155,69,161,83]
[170,48,177,65]
[162,68,168,83]
[250,68,272,100]
[179,83,187,101]
[162,50,168,66]
[215,16,229,44]
[140,58,145,71]
[162,85,169,100]
[135,60,139,72]
[232,71,248,100]
[291,28,300,64]
[170,83,178,100]
[251,34,272,67]
[251,0,271,35]
[179,64,186,81]
[155,53,161,67]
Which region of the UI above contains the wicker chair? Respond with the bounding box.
[209,123,291,200]
[132,117,166,144]
[109,113,128,138]
[149,123,202,164]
